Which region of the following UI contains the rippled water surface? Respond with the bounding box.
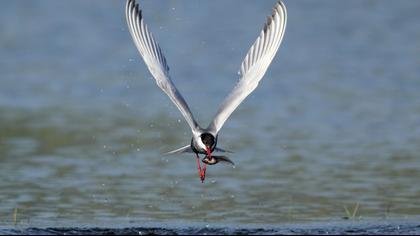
[1,0,420,228]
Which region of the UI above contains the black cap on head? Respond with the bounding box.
[201,133,215,147]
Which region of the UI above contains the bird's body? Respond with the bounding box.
[125,0,287,182]
[191,132,217,155]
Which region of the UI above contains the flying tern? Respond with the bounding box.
[125,0,287,182]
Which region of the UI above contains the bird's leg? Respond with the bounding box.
[201,163,207,182]
[201,147,212,182]
[195,153,204,182]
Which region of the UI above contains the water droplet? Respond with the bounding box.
[230,194,235,199]
[129,58,134,62]
[137,148,141,152]
[172,7,175,10]
[177,119,181,123]
[103,145,107,149]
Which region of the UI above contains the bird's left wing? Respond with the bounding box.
[208,1,287,135]
[126,0,200,133]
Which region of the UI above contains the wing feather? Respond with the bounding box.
[208,1,287,134]
[126,0,200,133]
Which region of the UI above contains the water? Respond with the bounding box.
[2,220,420,235]
[1,0,420,229]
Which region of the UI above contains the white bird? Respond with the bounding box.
[125,0,287,182]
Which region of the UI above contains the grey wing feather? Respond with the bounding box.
[126,0,199,133]
[208,1,287,134]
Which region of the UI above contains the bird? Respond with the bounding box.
[125,0,287,183]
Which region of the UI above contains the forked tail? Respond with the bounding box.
[164,145,233,155]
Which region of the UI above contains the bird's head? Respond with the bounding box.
[200,133,215,155]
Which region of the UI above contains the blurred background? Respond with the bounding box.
[0,0,419,227]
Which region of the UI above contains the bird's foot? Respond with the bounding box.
[196,155,203,181]
[196,154,207,183]
[200,164,207,183]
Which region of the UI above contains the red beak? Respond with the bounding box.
[205,147,212,157]
[200,147,211,183]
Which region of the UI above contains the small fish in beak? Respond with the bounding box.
[202,155,235,166]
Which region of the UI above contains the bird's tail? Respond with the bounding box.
[164,145,193,155]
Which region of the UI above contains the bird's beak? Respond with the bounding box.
[205,147,212,157]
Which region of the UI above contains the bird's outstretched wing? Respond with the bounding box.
[126,0,200,133]
[207,1,287,135]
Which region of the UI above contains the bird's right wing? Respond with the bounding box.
[126,0,200,133]
[207,1,287,135]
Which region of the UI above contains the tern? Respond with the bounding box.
[125,0,287,182]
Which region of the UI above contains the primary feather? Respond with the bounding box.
[208,1,287,135]
[126,0,200,134]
